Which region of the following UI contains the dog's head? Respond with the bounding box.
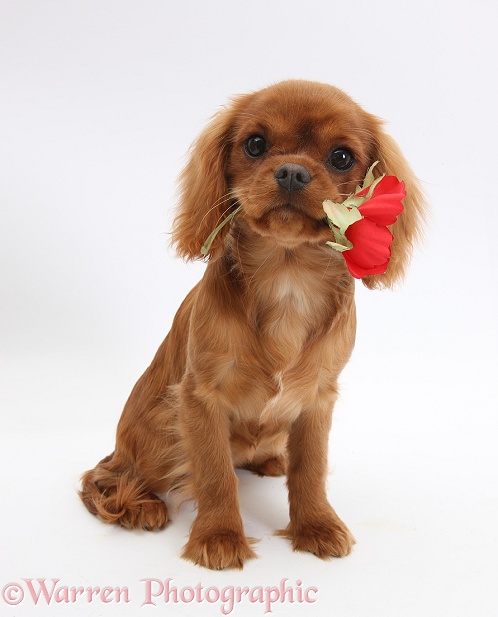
[172,80,425,288]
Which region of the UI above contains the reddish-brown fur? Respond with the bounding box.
[80,80,425,569]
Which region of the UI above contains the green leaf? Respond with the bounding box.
[342,194,366,209]
[326,239,353,253]
[363,172,385,200]
[323,200,362,234]
[361,161,380,191]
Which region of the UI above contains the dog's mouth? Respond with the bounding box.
[263,202,329,229]
[240,199,333,247]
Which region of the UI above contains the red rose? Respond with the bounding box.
[342,176,406,278]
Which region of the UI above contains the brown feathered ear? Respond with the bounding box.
[172,98,245,261]
[362,123,426,290]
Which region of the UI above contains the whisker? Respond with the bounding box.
[198,193,237,228]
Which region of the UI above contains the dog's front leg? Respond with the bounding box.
[279,401,355,558]
[179,375,256,570]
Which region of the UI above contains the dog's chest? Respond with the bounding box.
[273,272,313,312]
[254,271,326,367]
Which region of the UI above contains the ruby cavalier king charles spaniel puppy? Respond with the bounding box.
[80,80,425,570]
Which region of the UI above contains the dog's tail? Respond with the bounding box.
[79,453,169,531]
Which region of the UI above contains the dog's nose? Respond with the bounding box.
[274,163,311,192]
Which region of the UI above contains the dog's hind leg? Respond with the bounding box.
[79,452,170,530]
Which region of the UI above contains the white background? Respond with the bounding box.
[1,1,497,616]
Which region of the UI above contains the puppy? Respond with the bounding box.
[80,80,425,570]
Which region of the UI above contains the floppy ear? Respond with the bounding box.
[171,99,244,261]
[362,125,427,289]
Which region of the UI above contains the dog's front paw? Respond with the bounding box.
[277,512,355,558]
[181,528,257,570]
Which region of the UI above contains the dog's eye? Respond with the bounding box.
[328,148,355,172]
[244,135,267,158]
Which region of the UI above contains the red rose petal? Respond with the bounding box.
[345,218,393,268]
[355,176,406,225]
[372,175,406,197]
[343,252,389,278]
[359,195,404,226]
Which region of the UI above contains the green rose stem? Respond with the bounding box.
[200,205,243,256]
